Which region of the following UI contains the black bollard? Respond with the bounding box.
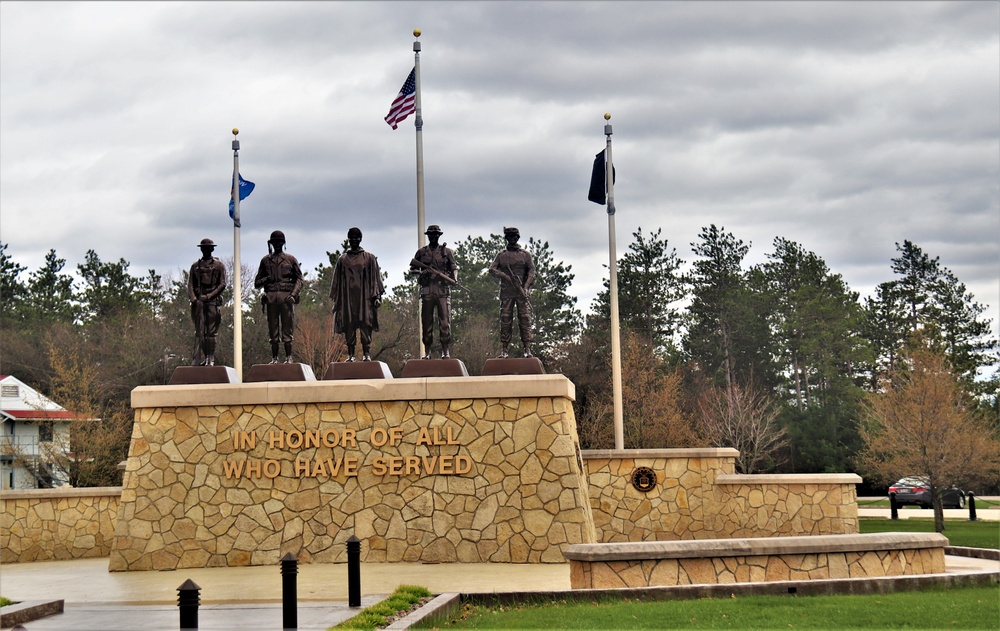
[347,535,361,607]
[889,492,899,520]
[177,578,201,629]
[281,552,298,629]
[967,492,977,521]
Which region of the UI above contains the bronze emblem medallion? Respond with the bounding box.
[630,466,657,493]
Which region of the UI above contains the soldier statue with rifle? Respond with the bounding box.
[409,224,459,359]
[489,226,536,358]
[254,230,304,364]
[188,238,227,366]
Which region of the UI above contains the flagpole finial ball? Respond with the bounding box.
[604,113,611,121]
[232,128,239,136]
[413,28,421,37]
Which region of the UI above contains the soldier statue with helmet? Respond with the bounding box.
[489,226,536,358]
[254,230,304,364]
[188,238,227,366]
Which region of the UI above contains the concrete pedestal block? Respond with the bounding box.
[323,361,393,380]
[245,363,316,382]
[400,358,469,377]
[169,365,239,385]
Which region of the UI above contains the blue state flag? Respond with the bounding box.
[229,173,255,225]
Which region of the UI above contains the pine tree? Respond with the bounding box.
[864,240,997,394]
[591,227,685,356]
[683,225,774,390]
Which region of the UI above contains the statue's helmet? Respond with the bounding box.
[425,225,443,236]
[504,226,520,237]
[268,230,286,244]
[198,238,216,248]
[348,227,363,239]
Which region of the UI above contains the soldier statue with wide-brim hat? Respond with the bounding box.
[409,224,459,359]
[489,226,535,358]
[188,238,227,366]
[331,227,384,362]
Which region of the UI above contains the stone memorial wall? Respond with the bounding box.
[583,450,860,542]
[109,376,596,571]
[1,487,120,563]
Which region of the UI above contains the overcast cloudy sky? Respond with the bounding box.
[1,1,997,342]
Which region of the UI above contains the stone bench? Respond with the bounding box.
[564,532,948,589]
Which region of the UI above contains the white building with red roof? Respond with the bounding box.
[1,374,98,489]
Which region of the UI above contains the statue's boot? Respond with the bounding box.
[346,346,356,363]
[284,343,294,364]
[205,339,217,366]
[499,344,509,359]
[362,347,372,362]
[441,344,451,359]
[269,342,280,364]
[522,344,533,359]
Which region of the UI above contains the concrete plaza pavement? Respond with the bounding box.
[4,504,998,630]
[1,558,571,630]
[3,550,998,631]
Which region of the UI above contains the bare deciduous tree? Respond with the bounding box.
[696,379,788,473]
[859,345,1000,532]
[576,331,702,450]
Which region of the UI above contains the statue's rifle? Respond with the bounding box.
[410,258,465,290]
[506,261,528,299]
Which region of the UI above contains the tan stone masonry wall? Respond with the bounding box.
[583,450,860,541]
[566,533,947,588]
[570,548,946,588]
[110,376,596,571]
[1,487,120,563]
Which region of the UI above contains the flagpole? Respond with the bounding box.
[604,113,624,450]
[413,28,427,359]
[231,129,243,381]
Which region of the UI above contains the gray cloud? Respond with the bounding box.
[1,1,996,349]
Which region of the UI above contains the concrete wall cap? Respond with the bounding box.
[0,486,123,500]
[581,448,740,459]
[715,473,863,485]
[563,533,948,562]
[131,374,575,408]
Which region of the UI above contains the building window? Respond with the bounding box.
[1,385,18,397]
[39,421,53,443]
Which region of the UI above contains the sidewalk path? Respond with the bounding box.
[858,507,1000,520]
[2,550,996,630]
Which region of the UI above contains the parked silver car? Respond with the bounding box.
[888,476,966,509]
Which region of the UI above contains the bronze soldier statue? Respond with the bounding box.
[254,230,304,364]
[188,238,227,366]
[330,227,384,362]
[489,227,536,358]
[409,225,459,359]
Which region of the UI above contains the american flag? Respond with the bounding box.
[384,68,416,130]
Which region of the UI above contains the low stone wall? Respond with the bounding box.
[110,376,596,571]
[565,533,948,589]
[0,487,121,563]
[583,450,860,542]
[712,474,860,537]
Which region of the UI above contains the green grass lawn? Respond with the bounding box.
[858,498,1000,509]
[859,517,1000,549]
[424,520,999,629]
[432,586,999,629]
